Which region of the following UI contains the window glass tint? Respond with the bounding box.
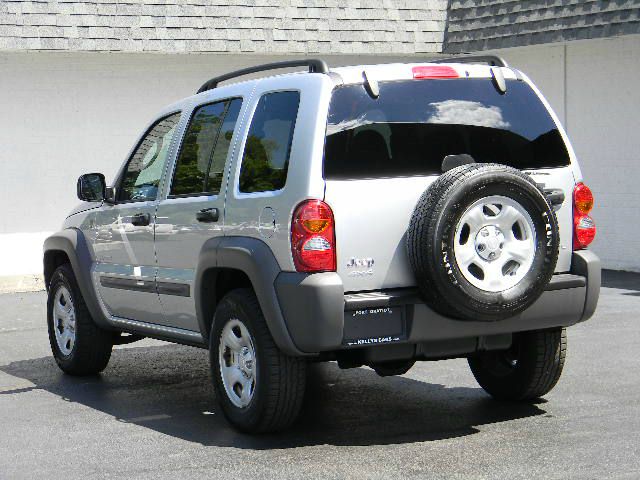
[208,98,242,195]
[239,91,300,193]
[171,102,226,196]
[324,79,570,180]
[119,113,180,202]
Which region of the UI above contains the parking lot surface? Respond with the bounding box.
[1,271,639,479]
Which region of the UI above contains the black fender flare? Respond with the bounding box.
[194,236,305,356]
[43,229,114,331]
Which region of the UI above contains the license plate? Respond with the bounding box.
[342,306,406,347]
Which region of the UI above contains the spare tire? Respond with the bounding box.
[407,163,559,321]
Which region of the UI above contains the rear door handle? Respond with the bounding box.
[130,212,151,226]
[196,207,219,223]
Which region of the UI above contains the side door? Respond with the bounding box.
[154,97,244,331]
[91,112,181,323]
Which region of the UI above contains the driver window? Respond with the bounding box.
[118,113,181,202]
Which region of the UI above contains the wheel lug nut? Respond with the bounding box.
[478,244,486,251]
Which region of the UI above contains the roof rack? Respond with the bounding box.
[197,58,329,94]
[432,55,508,68]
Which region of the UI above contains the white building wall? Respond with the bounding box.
[1,35,639,283]
[0,51,407,279]
[498,34,640,272]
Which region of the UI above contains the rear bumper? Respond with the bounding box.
[275,250,600,355]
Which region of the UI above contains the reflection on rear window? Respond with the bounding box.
[324,79,570,180]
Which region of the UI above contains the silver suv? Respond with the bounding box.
[44,57,600,433]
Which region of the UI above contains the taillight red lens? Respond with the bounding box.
[573,183,596,249]
[412,65,458,79]
[574,183,594,214]
[574,215,596,249]
[291,200,336,272]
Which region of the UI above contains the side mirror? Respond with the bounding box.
[77,173,106,202]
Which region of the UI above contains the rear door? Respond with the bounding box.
[154,97,244,331]
[323,76,575,293]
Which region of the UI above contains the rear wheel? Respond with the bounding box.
[47,264,113,375]
[468,328,567,400]
[210,288,306,433]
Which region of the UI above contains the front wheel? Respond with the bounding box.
[210,289,306,433]
[468,328,566,401]
[47,264,113,375]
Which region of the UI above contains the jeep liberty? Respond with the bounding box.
[44,57,600,433]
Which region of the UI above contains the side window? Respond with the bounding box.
[118,113,180,202]
[170,98,242,197]
[239,91,300,193]
[208,99,242,195]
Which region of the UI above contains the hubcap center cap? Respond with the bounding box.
[238,346,254,376]
[475,225,505,261]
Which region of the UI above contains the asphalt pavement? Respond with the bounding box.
[1,271,639,479]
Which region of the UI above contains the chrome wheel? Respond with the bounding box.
[454,195,536,292]
[218,318,256,408]
[53,285,76,356]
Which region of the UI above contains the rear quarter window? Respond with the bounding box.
[238,91,300,193]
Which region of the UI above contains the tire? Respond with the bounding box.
[210,288,306,433]
[47,264,113,375]
[468,328,567,401]
[406,163,559,321]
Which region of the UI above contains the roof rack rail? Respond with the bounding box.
[432,55,508,68]
[197,58,329,94]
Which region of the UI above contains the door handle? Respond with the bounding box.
[130,212,151,226]
[196,207,219,223]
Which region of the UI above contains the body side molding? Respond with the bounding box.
[110,316,205,347]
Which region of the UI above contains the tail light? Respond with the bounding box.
[291,200,336,272]
[573,183,596,249]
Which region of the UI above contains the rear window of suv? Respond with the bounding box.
[324,78,570,180]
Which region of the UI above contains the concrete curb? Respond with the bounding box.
[0,275,45,294]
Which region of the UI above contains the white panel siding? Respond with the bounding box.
[497,35,640,272]
[565,35,640,272]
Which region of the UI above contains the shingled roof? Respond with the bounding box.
[0,0,448,54]
[1,0,639,55]
[444,0,640,52]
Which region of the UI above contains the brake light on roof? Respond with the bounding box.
[573,183,596,249]
[291,200,336,272]
[412,65,459,79]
